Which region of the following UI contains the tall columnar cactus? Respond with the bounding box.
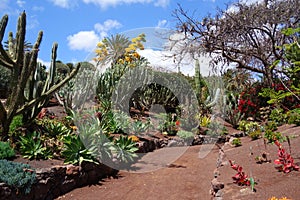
[194,59,202,104]
[0,12,80,138]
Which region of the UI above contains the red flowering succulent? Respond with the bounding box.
[274,140,299,173]
[229,160,250,186]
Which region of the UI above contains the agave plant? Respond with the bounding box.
[113,135,139,163]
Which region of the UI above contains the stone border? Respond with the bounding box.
[0,162,118,200]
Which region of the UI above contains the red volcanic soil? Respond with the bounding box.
[54,123,300,200]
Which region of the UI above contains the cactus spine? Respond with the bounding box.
[0,12,80,138]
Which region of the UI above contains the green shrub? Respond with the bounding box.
[287,109,300,126]
[41,119,72,137]
[269,108,287,126]
[18,131,52,160]
[0,141,15,159]
[9,115,23,133]
[131,119,151,135]
[238,120,261,135]
[231,138,242,147]
[264,130,285,143]
[0,159,36,194]
[248,130,262,140]
[264,121,278,131]
[177,130,195,141]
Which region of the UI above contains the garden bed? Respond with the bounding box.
[0,160,118,200]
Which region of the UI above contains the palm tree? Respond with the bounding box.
[222,68,253,94]
[96,34,131,67]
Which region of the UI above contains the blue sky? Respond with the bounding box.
[0,0,236,75]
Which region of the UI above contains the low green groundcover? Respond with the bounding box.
[0,159,36,194]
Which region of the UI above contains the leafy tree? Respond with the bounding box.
[172,0,300,86]
[259,27,300,108]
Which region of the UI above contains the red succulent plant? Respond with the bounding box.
[274,140,299,173]
[229,160,250,186]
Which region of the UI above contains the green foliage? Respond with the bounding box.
[264,130,285,143]
[130,119,151,135]
[286,108,300,126]
[56,61,97,115]
[221,93,244,128]
[268,107,287,126]
[264,121,278,132]
[18,131,52,160]
[96,61,129,105]
[259,27,300,109]
[9,115,23,133]
[0,141,15,159]
[177,130,194,141]
[0,159,36,194]
[231,138,242,147]
[199,115,211,127]
[71,112,113,164]
[62,134,97,165]
[113,135,139,163]
[157,113,179,136]
[193,59,208,106]
[238,120,261,135]
[206,121,228,137]
[98,110,129,134]
[41,119,72,137]
[248,130,262,140]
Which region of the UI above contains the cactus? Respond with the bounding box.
[194,59,202,104]
[55,61,97,115]
[221,93,244,128]
[0,12,80,138]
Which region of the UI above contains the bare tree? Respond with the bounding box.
[171,0,300,86]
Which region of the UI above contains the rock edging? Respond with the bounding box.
[0,162,117,200]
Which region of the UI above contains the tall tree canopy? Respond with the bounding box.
[172,0,300,86]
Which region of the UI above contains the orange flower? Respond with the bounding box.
[128,135,139,142]
[70,126,78,131]
[175,120,180,126]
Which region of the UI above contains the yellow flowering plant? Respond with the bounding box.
[94,33,146,67]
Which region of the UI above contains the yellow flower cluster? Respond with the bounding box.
[118,33,146,67]
[94,42,108,62]
[125,33,146,53]
[268,197,291,200]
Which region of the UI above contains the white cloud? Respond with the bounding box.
[49,0,78,9]
[156,19,167,28]
[82,0,169,9]
[138,48,215,77]
[17,0,26,7]
[154,0,169,7]
[226,0,263,13]
[67,31,100,52]
[32,6,45,11]
[67,19,122,52]
[37,58,51,69]
[94,19,122,38]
